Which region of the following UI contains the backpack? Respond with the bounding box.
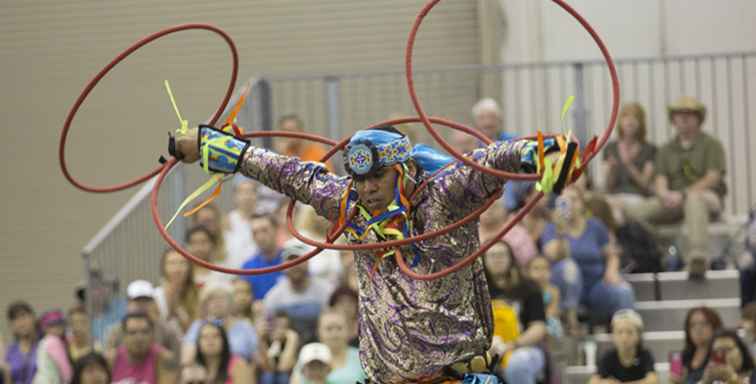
[616,220,663,273]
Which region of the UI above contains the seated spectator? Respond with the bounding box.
[671,306,724,384]
[274,114,332,169]
[231,278,256,324]
[525,255,563,339]
[483,241,547,384]
[67,307,100,362]
[154,248,199,332]
[84,270,126,344]
[328,286,359,347]
[291,310,365,384]
[742,303,756,364]
[110,313,177,384]
[0,336,9,384]
[540,185,635,331]
[195,321,253,384]
[625,96,727,279]
[590,309,657,383]
[256,311,299,384]
[180,364,208,384]
[699,329,755,384]
[285,205,342,283]
[4,301,38,384]
[241,214,284,301]
[226,179,260,268]
[479,198,538,267]
[182,282,258,365]
[191,203,229,264]
[187,225,232,286]
[106,280,182,360]
[33,310,72,384]
[71,352,110,384]
[292,343,333,384]
[472,98,513,142]
[263,244,334,344]
[601,102,657,219]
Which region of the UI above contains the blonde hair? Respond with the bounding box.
[611,309,644,333]
[616,102,647,142]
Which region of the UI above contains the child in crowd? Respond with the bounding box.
[590,309,657,384]
[526,255,563,339]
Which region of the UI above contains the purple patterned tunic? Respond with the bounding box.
[240,140,529,383]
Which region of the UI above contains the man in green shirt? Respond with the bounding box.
[626,96,726,279]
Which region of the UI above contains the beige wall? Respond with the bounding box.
[0,1,480,332]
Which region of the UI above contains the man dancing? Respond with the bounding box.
[173,124,563,383]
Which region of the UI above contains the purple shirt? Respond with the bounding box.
[5,342,37,384]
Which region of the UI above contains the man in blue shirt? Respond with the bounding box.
[241,214,284,300]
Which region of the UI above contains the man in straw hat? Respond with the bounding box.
[625,96,726,280]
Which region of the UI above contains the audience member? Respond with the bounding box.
[602,102,657,219]
[241,214,284,301]
[626,96,727,279]
[4,301,38,384]
[540,185,635,331]
[106,280,182,360]
[67,306,99,362]
[182,282,258,365]
[328,286,359,347]
[479,198,538,267]
[0,336,9,384]
[471,98,512,142]
[71,352,110,384]
[525,255,563,339]
[292,310,365,384]
[191,204,230,264]
[274,114,332,169]
[263,244,334,344]
[699,329,755,384]
[256,311,299,384]
[226,179,260,268]
[187,225,232,286]
[483,240,547,384]
[742,303,756,362]
[33,309,72,384]
[195,321,253,384]
[85,270,126,344]
[590,309,657,384]
[111,313,178,384]
[291,343,333,384]
[231,278,256,324]
[286,205,342,283]
[671,306,724,384]
[154,248,199,332]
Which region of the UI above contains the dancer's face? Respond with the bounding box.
[354,166,399,212]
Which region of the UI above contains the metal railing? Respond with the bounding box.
[82,51,756,321]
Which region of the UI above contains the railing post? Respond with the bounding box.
[572,62,589,144]
[324,76,344,173]
[252,78,273,149]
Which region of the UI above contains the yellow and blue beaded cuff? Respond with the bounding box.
[198,125,250,174]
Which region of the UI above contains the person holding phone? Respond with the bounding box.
[672,307,724,384]
[698,329,755,384]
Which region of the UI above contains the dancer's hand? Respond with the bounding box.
[175,127,200,163]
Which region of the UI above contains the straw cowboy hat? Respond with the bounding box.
[668,96,706,123]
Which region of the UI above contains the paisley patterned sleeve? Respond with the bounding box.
[432,140,532,215]
[239,146,349,221]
